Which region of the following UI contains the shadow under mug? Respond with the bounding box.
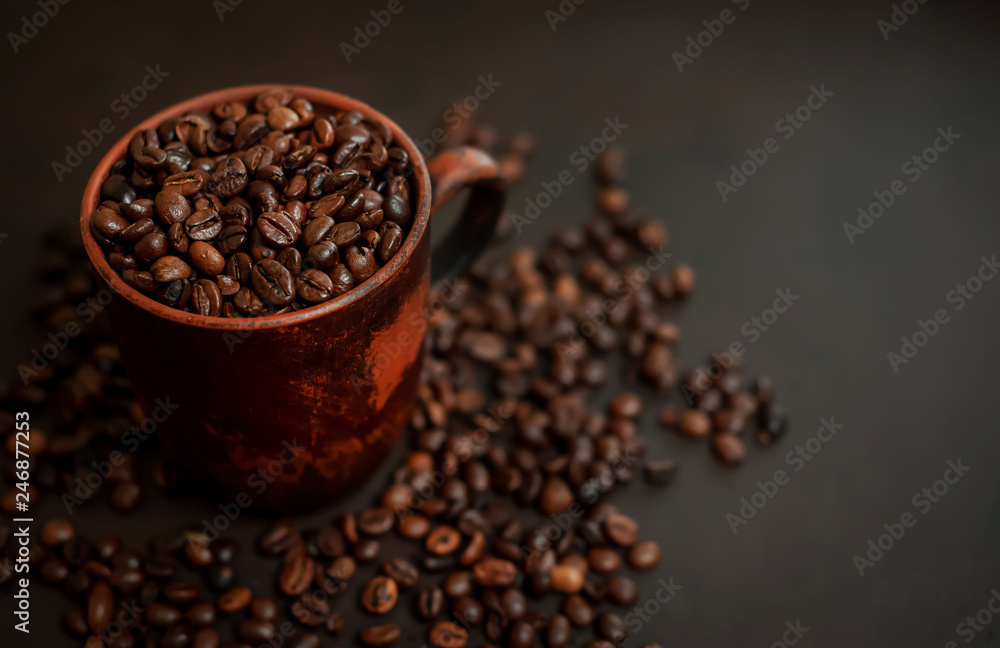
[79,85,505,512]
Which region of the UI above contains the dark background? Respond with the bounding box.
[2,0,1000,646]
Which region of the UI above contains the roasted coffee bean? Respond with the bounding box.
[550,564,584,594]
[191,279,223,316]
[400,514,431,539]
[327,263,355,295]
[644,458,677,486]
[291,592,330,626]
[41,519,74,546]
[713,433,747,465]
[540,477,573,514]
[360,623,401,647]
[358,507,394,535]
[353,538,381,563]
[382,558,419,588]
[251,597,278,620]
[150,256,192,282]
[327,555,356,582]
[361,575,398,613]
[279,554,314,596]
[452,595,483,626]
[473,557,517,587]
[443,571,473,598]
[305,240,338,270]
[430,621,468,648]
[257,211,300,247]
[295,268,334,303]
[426,526,461,555]
[607,575,639,605]
[417,586,444,620]
[310,194,346,220]
[188,240,225,275]
[315,527,345,558]
[251,259,295,306]
[186,601,216,626]
[628,540,661,569]
[87,581,113,632]
[238,618,275,643]
[563,594,594,626]
[603,513,639,547]
[276,246,302,276]
[588,547,621,573]
[163,581,201,605]
[147,602,182,627]
[218,586,252,613]
[596,611,628,643]
[679,409,712,439]
[185,208,222,241]
[508,621,536,648]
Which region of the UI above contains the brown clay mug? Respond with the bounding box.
[79,85,505,512]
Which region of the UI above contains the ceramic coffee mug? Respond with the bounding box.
[80,85,505,511]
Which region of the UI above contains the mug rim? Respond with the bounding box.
[79,84,432,331]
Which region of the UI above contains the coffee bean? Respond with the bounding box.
[238,618,275,643]
[360,623,401,646]
[327,263,355,295]
[257,211,300,247]
[279,553,314,596]
[607,574,639,605]
[186,601,216,626]
[315,527,345,558]
[546,614,572,647]
[644,458,677,486]
[609,392,642,418]
[361,575,398,613]
[218,586,252,613]
[603,513,639,547]
[473,557,517,588]
[713,433,747,465]
[353,538,381,562]
[150,256,192,282]
[563,594,594,627]
[539,477,573,514]
[290,592,329,627]
[251,597,278,620]
[417,586,444,620]
[147,602,182,627]
[382,558,419,588]
[588,547,621,573]
[192,628,220,648]
[426,526,461,555]
[679,409,711,439]
[508,621,536,648]
[185,209,222,241]
[430,621,468,648]
[550,564,584,594]
[358,507,394,535]
[628,540,661,570]
[191,279,223,317]
[41,519,74,546]
[596,611,628,642]
[86,581,113,632]
[188,241,226,275]
[296,268,334,303]
[158,581,198,607]
[251,259,295,307]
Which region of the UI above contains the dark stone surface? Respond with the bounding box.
[1,0,999,645]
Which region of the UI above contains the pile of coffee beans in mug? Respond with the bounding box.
[88,87,416,317]
[2,138,788,647]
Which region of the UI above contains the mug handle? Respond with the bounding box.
[426,146,507,282]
